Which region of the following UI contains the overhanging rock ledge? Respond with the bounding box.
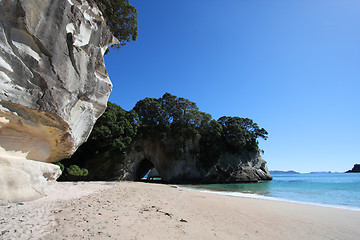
[0,0,118,204]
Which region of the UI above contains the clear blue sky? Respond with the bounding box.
[104,0,360,173]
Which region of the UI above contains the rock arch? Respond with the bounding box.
[135,158,154,180]
[134,158,162,181]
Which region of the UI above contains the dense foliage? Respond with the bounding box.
[57,93,268,179]
[199,116,268,169]
[217,116,268,153]
[93,0,138,47]
[88,102,138,155]
[134,93,211,141]
[67,165,89,176]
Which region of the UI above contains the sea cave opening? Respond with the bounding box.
[135,158,161,182]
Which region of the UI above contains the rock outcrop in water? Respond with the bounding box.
[346,164,360,173]
[114,139,272,184]
[0,0,117,204]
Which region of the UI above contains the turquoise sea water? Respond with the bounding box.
[185,173,360,210]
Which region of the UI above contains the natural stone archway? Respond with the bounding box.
[135,158,155,180]
[133,158,161,182]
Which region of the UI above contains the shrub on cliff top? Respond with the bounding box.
[94,0,138,47]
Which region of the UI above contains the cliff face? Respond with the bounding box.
[115,138,272,184]
[0,0,116,204]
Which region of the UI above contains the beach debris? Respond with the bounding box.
[139,207,150,214]
[156,209,172,218]
[139,205,173,218]
[180,218,187,223]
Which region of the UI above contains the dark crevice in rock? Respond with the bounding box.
[32,36,52,57]
[71,4,76,14]
[30,71,48,90]
[77,92,90,101]
[254,170,262,180]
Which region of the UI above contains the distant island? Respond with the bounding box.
[346,164,360,173]
[270,170,300,174]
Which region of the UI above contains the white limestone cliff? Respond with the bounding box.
[0,0,117,204]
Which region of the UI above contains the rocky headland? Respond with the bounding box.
[346,164,360,173]
[115,139,272,184]
[59,95,272,184]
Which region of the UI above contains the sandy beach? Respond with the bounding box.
[1,181,360,240]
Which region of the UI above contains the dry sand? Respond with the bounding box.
[1,181,360,240]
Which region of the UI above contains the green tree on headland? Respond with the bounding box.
[89,102,138,155]
[134,93,211,141]
[217,116,268,153]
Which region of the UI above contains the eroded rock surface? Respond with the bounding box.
[0,0,117,203]
[115,139,272,184]
[203,151,272,183]
[0,157,61,205]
